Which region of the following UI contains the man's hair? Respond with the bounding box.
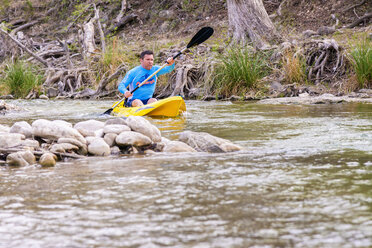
[140,50,154,59]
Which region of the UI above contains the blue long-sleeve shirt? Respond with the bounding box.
[118,63,175,101]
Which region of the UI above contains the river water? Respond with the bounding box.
[0,99,372,248]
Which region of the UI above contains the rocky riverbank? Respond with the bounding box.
[0,116,242,167]
[258,92,372,105]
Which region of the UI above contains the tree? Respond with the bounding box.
[227,0,279,48]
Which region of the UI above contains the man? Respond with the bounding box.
[118,50,175,107]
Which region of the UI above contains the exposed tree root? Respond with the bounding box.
[304,39,346,84]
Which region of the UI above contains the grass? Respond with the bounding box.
[100,37,133,74]
[350,36,372,88]
[281,49,307,84]
[212,46,271,96]
[1,60,43,98]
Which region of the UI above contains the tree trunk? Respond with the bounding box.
[227,0,279,48]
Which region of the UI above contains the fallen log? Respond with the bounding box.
[106,13,139,35]
[346,12,372,28]
[10,20,40,36]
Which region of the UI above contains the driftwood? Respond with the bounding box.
[342,0,367,13]
[106,13,139,35]
[0,26,49,67]
[0,2,130,100]
[82,18,97,56]
[171,64,194,97]
[93,4,106,54]
[115,0,128,24]
[10,20,39,36]
[157,63,206,99]
[346,12,372,28]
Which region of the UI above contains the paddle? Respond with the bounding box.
[101,26,214,115]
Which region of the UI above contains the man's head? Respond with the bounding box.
[140,50,154,70]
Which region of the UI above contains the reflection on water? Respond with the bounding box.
[1,99,372,247]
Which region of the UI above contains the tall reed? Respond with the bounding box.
[281,49,307,84]
[350,37,372,88]
[213,46,270,96]
[1,61,42,98]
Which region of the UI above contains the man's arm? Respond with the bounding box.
[157,57,175,76]
[118,70,134,94]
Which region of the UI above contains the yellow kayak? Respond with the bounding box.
[111,96,186,117]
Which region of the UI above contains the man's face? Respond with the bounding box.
[140,54,154,70]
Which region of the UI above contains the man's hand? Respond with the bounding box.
[124,91,132,98]
[166,57,175,65]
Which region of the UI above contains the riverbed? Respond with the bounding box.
[1,99,372,247]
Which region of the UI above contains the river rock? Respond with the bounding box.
[39,152,57,167]
[39,94,49,100]
[0,133,25,148]
[6,150,36,166]
[179,131,242,153]
[57,137,87,155]
[32,119,86,144]
[257,93,349,105]
[57,137,85,149]
[50,144,66,153]
[74,120,105,137]
[58,143,79,151]
[126,116,161,142]
[87,138,111,156]
[0,124,10,133]
[105,118,127,126]
[9,121,33,138]
[144,149,156,154]
[115,131,152,147]
[21,139,40,149]
[163,140,197,153]
[103,124,131,135]
[110,146,121,155]
[104,133,118,147]
[53,120,73,128]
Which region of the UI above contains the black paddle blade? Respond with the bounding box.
[102,108,113,116]
[186,27,214,49]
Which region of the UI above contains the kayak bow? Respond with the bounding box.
[111,96,186,117]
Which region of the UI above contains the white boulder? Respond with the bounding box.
[126,116,161,142]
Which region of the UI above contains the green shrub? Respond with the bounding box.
[350,37,372,88]
[1,61,43,98]
[213,46,270,96]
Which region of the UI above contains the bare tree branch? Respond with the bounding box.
[93,3,106,54]
[346,12,372,28]
[0,26,49,67]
